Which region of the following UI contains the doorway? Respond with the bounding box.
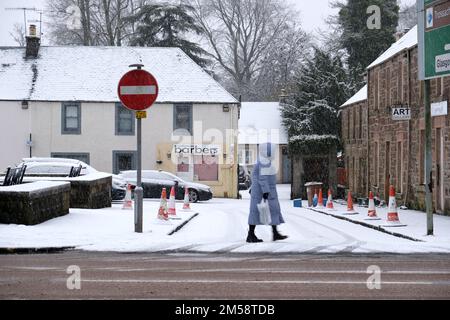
[435,128,444,213]
[385,141,391,202]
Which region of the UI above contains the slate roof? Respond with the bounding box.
[0,46,237,104]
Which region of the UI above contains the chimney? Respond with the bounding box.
[26,24,40,58]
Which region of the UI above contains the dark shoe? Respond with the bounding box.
[273,232,288,241]
[246,233,263,243]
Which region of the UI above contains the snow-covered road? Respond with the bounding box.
[1,185,449,254]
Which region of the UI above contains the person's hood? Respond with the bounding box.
[259,142,276,164]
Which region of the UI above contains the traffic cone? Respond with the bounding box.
[326,189,335,210]
[317,188,324,208]
[365,191,381,220]
[122,184,133,210]
[167,186,177,216]
[182,186,191,211]
[383,186,406,227]
[343,190,358,215]
[157,188,169,221]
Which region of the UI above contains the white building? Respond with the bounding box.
[238,102,291,183]
[0,34,240,198]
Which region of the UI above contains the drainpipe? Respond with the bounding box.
[403,48,412,207]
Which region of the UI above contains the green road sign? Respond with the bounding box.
[418,0,450,80]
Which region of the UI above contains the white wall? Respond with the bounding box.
[14,101,235,173]
[0,101,31,170]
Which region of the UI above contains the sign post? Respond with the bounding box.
[418,0,450,235]
[118,64,159,233]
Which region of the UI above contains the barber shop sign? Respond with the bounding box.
[174,144,221,156]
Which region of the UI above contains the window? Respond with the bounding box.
[386,67,391,106]
[374,141,379,186]
[115,103,135,136]
[113,151,137,174]
[347,110,351,140]
[359,105,363,140]
[352,108,356,140]
[419,130,425,184]
[194,155,218,181]
[398,60,403,101]
[61,102,81,134]
[396,141,403,192]
[173,104,193,135]
[51,152,90,164]
[375,70,380,110]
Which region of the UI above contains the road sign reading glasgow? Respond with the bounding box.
[419,0,450,79]
[118,69,159,111]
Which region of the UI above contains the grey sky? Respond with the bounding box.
[0,0,417,46]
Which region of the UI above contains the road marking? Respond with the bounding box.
[80,279,450,285]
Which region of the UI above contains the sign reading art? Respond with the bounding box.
[174,144,221,156]
[392,105,411,120]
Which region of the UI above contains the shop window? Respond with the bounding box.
[194,155,218,181]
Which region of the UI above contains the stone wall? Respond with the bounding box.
[366,46,450,215]
[0,181,70,225]
[341,99,369,198]
[23,174,112,209]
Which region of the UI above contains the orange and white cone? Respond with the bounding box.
[167,186,177,216]
[317,189,324,208]
[157,188,169,221]
[326,189,335,210]
[122,184,133,210]
[365,191,381,221]
[343,190,358,215]
[182,187,191,211]
[383,186,406,227]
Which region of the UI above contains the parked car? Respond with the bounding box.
[19,158,127,200]
[119,170,213,202]
[238,165,252,190]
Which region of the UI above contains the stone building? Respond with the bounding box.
[340,85,368,197]
[341,26,450,215]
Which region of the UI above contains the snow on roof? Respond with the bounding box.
[0,46,237,104]
[341,85,367,108]
[238,102,288,145]
[367,25,418,70]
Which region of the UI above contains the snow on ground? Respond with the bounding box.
[0,185,449,254]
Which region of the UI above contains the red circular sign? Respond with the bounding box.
[118,69,159,111]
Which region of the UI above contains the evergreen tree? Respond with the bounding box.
[128,3,210,68]
[280,48,352,154]
[334,0,399,87]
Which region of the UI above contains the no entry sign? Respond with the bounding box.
[118,69,159,111]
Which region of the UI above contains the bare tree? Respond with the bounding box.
[10,23,26,47]
[46,0,145,46]
[190,0,302,100]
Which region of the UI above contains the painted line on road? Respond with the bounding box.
[80,279,450,286]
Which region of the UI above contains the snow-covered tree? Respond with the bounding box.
[280,48,352,154]
[127,3,210,68]
[398,2,417,32]
[331,0,399,88]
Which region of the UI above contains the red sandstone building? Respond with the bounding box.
[341,26,450,215]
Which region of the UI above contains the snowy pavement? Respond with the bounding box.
[0,185,450,254]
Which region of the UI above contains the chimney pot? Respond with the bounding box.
[25,25,40,58]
